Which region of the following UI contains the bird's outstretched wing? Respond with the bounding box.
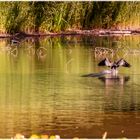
[116,58,131,67]
[98,58,112,67]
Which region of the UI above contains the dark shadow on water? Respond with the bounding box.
[81,72,106,77]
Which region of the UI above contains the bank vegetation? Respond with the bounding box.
[0,2,140,35]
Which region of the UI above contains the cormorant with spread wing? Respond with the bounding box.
[98,58,131,75]
[82,58,131,77]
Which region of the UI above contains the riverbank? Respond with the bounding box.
[0,29,140,39]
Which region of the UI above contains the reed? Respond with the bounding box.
[0,1,139,34]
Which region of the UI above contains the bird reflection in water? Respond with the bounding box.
[98,75,130,86]
[98,75,130,96]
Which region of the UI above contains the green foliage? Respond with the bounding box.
[29,2,46,33]
[0,1,139,34]
[5,2,29,34]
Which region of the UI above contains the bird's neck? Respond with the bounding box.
[111,68,118,75]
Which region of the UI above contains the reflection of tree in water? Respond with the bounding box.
[34,37,47,61]
[24,37,47,62]
[65,46,74,74]
[0,44,18,58]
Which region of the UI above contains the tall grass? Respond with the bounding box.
[0,1,139,34]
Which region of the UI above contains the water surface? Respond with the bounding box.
[0,35,140,138]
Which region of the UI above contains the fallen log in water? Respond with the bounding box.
[99,30,132,35]
[0,29,140,38]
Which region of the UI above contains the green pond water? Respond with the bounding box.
[0,35,140,138]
